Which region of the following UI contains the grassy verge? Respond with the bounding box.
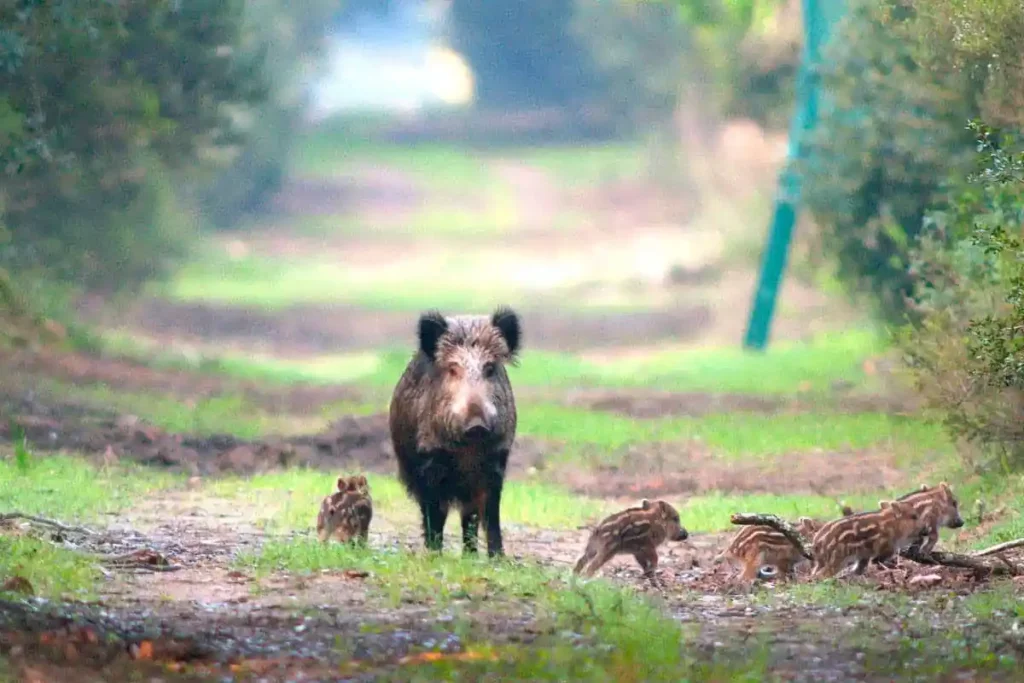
[521,405,949,463]
[0,450,179,598]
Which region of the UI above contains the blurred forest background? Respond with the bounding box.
[2,0,1024,474]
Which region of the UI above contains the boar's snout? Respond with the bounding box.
[950,514,965,529]
[674,528,689,542]
[464,415,494,440]
[458,394,498,441]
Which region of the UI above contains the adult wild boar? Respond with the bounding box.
[389,307,521,557]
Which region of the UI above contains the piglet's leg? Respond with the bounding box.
[633,546,662,587]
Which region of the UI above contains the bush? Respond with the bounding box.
[798,0,978,325]
[571,0,694,132]
[899,121,1024,473]
[0,0,265,290]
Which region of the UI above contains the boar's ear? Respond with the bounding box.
[336,476,348,492]
[491,306,521,359]
[640,499,652,510]
[879,500,892,510]
[418,310,448,360]
[939,481,950,492]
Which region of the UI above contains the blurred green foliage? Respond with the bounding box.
[672,0,798,129]
[0,0,266,289]
[900,121,1024,473]
[196,0,342,229]
[798,0,977,325]
[571,1,694,133]
[902,0,1024,129]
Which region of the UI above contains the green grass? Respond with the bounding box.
[139,328,888,400]
[207,470,610,533]
[0,451,178,598]
[519,405,950,463]
[513,142,648,187]
[156,250,667,314]
[157,253,533,312]
[0,537,101,599]
[292,127,648,191]
[293,137,497,191]
[0,451,176,522]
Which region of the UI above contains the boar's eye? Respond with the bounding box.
[445,365,460,379]
[482,362,496,378]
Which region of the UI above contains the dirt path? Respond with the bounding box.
[6,479,1008,682]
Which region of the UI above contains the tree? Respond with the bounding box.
[447,0,606,109]
[0,0,266,289]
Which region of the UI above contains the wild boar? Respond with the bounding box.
[389,307,521,556]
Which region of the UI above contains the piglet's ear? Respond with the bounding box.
[641,499,652,510]
[418,311,448,360]
[491,306,521,359]
[337,477,348,492]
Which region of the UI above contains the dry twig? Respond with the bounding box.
[973,538,1024,558]
[0,512,98,536]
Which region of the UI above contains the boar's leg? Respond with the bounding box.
[483,459,508,557]
[421,497,449,552]
[461,507,480,555]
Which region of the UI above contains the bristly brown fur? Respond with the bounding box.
[389,307,522,557]
[316,475,373,544]
[717,517,823,583]
[810,500,925,579]
[573,499,689,586]
[892,482,965,555]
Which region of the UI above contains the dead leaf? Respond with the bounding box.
[399,649,497,665]
[131,640,154,660]
[343,569,369,580]
[909,573,943,588]
[863,359,877,376]
[1,576,34,595]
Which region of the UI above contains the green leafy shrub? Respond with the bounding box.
[0,0,265,289]
[899,121,1024,473]
[798,0,977,325]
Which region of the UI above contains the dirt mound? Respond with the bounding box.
[1,388,549,479]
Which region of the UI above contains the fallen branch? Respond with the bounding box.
[899,547,1020,576]
[730,512,1023,577]
[100,549,181,572]
[0,512,98,536]
[973,538,1024,558]
[729,513,813,560]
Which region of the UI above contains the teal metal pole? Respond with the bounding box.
[743,0,835,351]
